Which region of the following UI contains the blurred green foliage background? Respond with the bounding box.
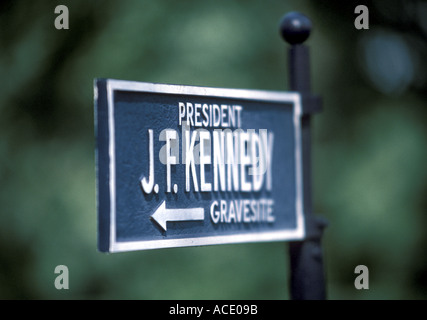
[0,0,426,299]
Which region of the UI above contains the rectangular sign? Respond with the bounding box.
[95,79,305,252]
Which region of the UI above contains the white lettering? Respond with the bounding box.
[226,130,239,191]
[178,102,243,129]
[178,102,185,126]
[194,103,202,127]
[239,132,251,192]
[140,129,155,194]
[213,130,226,191]
[185,129,199,192]
[210,201,220,223]
[210,199,275,224]
[199,130,212,192]
[165,130,177,193]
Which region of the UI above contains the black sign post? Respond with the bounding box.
[280,12,328,300]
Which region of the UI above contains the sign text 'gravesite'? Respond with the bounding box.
[95,79,305,252]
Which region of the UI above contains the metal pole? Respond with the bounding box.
[279,12,328,300]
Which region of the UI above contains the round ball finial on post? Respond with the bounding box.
[279,12,312,45]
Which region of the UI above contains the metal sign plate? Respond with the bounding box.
[95,79,305,252]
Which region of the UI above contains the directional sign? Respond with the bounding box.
[95,79,305,252]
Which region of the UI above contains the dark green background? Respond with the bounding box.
[1,0,426,299]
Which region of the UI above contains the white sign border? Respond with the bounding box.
[102,79,305,252]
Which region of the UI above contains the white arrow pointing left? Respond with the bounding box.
[150,200,204,232]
